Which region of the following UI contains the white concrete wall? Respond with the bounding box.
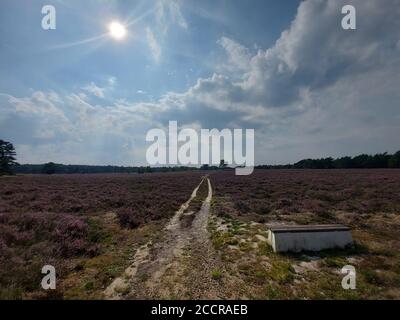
[267,230,353,253]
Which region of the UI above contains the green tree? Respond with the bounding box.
[0,140,17,175]
[42,162,57,175]
[334,156,353,168]
[388,151,400,168]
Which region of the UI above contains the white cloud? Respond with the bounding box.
[108,76,117,86]
[146,27,162,63]
[217,37,251,72]
[156,0,188,34]
[81,77,117,99]
[145,0,400,162]
[0,89,156,165]
[146,1,187,65]
[168,0,188,29]
[240,0,400,108]
[158,0,400,118]
[82,82,106,98]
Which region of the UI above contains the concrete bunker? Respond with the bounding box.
[266,224,353,253]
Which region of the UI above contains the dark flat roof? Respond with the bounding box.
[268,224,350,233]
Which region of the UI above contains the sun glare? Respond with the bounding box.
[108,21,127,40]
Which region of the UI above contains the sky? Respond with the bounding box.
[0,0,400,166]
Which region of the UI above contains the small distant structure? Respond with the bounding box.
[267,224,353,253]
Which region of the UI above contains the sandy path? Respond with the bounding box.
[105,177,222,299]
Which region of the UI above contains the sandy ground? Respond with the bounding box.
[104,177,227,299]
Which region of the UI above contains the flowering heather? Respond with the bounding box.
[0,172,202,298]
[211,169,400,220]
[0,173,202,224]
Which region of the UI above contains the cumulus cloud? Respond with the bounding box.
[155,0,400,122]
[217,37,251,72]
[81,78,117,99]
[147,0,400,162]
[81,82,106,98]
[240,0,400,108]
[0,90,155,165]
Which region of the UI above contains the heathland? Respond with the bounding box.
[1,169,399,299]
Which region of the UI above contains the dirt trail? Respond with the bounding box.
[104,177,226,299]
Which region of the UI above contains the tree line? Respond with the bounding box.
[256,151,400,169]
[1,139,400,175]
[14,163,197,175]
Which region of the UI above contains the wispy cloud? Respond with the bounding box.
[146,27,162,63]
[156,0,188,34]
[108,77,117,87]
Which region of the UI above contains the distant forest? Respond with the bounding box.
[258,151,400,169]
[13,163,198,174]
[11,151,400,174]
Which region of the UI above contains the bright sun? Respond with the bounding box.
[108,21,127,40]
